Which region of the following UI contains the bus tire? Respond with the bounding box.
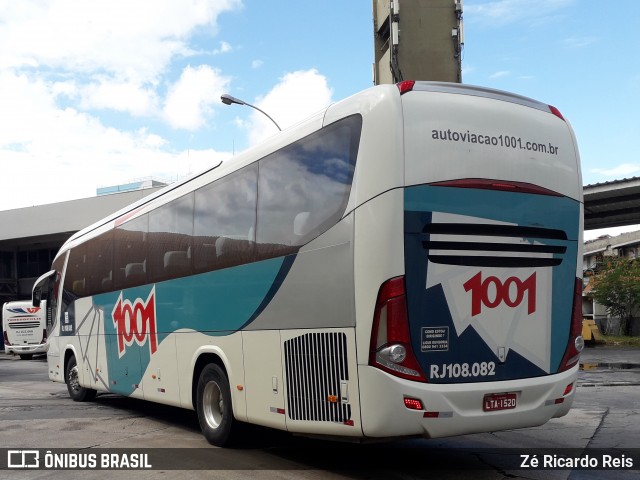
[196,363,236,447]
[19,354,33,360]
[65,355,96,402]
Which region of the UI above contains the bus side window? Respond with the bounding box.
[148,193,194,282]
[256,115,361,252]
[193,164,257,273]
[113,214,148,290]
[64,245,86,298]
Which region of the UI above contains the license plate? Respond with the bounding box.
[483,393,517,412]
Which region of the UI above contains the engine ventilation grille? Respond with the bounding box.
[284,332,351,423]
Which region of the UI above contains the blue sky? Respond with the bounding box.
[1,0,639,240]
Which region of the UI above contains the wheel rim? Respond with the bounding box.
[202,381,224,430]
[68,365,81,393]
[202,382,224,429]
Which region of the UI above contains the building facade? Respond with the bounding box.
[583,230,640,335]
[0,187,162,305]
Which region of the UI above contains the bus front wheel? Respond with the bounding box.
[196,363,236,446]
[65,355,96,402]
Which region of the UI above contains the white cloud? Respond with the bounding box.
[251,60,264,69]
[0,71,52,146]
[0,104,231,211]
[79,79,159,117]
[584,225,640,242]
[215,41,233,54]
[0,0,242,209]
[0,69,230,211]
[0,1,340,213]
[163,65,230,130]
[591,164,640,178]
[0,0,244,210]
[0,0,242,79]
[247,69,333,145]
[465,0,574,27]
[461,65,475,78]
[563,36,598,49]
[0,0,242,126]
[489,70,511,79]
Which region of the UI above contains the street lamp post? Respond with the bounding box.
[220,94,282,131]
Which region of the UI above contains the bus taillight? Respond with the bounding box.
[41,329,47,344]
[369,276,427,382]
[3,331,10,347]
[397,80,415,95]
[558,278,584,372]
[548,105,565,121]
[430,178,563,197]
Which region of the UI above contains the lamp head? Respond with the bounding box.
[221,94,244,106]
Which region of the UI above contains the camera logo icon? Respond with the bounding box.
[7,450,40,469]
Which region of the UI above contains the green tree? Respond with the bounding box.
[590,257,640,336]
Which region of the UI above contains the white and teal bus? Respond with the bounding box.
[33,81,583,446]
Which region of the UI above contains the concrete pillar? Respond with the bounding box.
[373,0,463,84]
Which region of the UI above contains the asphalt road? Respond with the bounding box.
[0,346,638,480]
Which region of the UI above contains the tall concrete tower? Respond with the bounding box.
[373,0,463,84]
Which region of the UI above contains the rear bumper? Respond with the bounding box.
[6,344,48,355]
[358,364,578,439]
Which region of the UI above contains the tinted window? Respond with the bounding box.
[256,115,361,255]
[148,193,194,281]
[193,164,258,272]
[113,214,148,290]
[85,231,114,295]
[64,244,86,297]
[64,232,113,297]
[62,116,361,295]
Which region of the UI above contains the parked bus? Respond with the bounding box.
[32,81,583,446]
[2,300,47,360]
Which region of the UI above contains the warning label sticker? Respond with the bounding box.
[421,327,449,352]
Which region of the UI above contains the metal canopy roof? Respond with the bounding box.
[0,188,161,248]
[584,177,640,230]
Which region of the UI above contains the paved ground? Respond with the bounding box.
[0,345,638,479]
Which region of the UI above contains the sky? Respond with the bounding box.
[1,0,639,240]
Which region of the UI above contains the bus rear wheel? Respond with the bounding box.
[196,363,236,446]
[65,355,96,402]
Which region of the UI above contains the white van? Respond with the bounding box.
[2,301,47,359]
